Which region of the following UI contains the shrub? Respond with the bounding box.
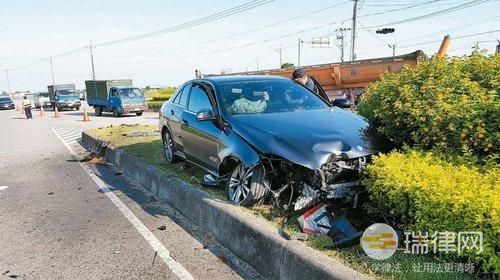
[358,52,499,165]
[149,87,177,102]
[146,100,164,109]
[364,150,500,273]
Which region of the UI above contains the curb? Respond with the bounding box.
[82,132,368,280]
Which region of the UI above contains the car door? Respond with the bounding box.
[309,76,331,104]
[109,88,121,110]
[168,84,191,154]
[181,83,220,171]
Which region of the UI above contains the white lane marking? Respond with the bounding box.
[51,127,194,280]
[0,186,9,191]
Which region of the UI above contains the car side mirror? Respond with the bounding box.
[196,108,216,122]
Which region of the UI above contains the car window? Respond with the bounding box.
[179,85,190,107]
[172,90,181,104]
[188,84,212,113]
[219,79,328,115]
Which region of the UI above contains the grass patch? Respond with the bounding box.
[87,124,483,280]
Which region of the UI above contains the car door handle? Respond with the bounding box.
[170,109,174,115]
[182,119,189,126]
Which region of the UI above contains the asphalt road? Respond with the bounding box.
[0,105,262,279]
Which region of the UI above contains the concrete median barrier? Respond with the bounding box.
[82,131,367,280]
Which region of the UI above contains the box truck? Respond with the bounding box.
[86,79,147,117]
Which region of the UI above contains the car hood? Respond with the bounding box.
[229,108,372,169]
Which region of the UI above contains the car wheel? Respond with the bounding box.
[75,107,80,110]
[95,107,102,116]
[226,164,268,207]
[112,108,121,117]
[163,129,179,163]
[136,112,143,116]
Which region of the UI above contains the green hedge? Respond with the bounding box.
[364,150,499,273]
[358,52,499,166]
[146,101,164,109]
[149,87,177,102]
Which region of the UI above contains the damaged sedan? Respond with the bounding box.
[159,75,372,210]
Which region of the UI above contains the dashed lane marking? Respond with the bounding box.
[51,127,194,280]
[0,186,8,191]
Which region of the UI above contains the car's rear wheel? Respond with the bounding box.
[163,128,179,163]
[226,164,268,207]
[136,112,143,116]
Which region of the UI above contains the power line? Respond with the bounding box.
[97,20,342,66]
[95,0,275,47]
[2,0,273,71]
[357,29,500,56]
[364,0,490,29]
[100,1,351,60]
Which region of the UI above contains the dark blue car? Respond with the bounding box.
[159,76,372,208]
[0,96,14,110]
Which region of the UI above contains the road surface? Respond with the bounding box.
[0,105,262,279]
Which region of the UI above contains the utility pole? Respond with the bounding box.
[5,69,10,93]
[255,59,259,71]
[350,0,359,61]
[298,38,303,67]
[336,23,350,62]
[49,57,55,85]
[392,44,396,57]
[89,41,96,80]
[496,40,500,54]
[275,47,283,67]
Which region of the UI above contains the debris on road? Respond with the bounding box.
[298,203,361,248]
[48,192,54,195]
[123,131,157,137]
[157,225,166,231]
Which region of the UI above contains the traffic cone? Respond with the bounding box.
[83,108,90,122]
[39,106,44,117]
[53,106,60,118]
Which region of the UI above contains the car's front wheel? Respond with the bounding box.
[163,128,179,163]
[226,164,268,207]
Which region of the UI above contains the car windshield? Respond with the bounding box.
[0,97,11,102]
[219,79,328,115]
[119,88,143,99]
[38,92,48,97]
[57,89,76,95]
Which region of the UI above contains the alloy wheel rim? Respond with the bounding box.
[164,132,173,161]
[229,165,253,204]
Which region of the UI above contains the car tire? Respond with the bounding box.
[136,112,143,116]
[226,163,268,207]
[75,107,80,111]
[162,128,179,164]
[112,108,121,117]
[95,107,102,116]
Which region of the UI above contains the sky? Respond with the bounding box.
[1,0,499,92]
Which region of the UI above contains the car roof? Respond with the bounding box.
[195,75,289,85]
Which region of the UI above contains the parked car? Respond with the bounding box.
[0,96,14,110]
[159,75,373,208]
[34,92,51,108]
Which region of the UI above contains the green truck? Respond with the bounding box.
[86,79,147,117]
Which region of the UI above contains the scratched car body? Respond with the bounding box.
[159,75,373,209]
